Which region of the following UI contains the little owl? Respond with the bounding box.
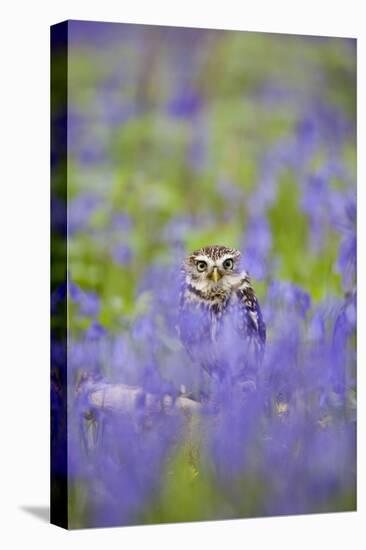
[179,245,266,391]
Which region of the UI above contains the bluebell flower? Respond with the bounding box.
[110,243,133,265]
[335,196,356,290]
[86,320,107,340]
[69,280,101,317]
[167,88,201,119]
[241,216,272,280]
[110,212,132,232]
[268,280,311,318]
[66,255,356,525]
[68,193,102,235]
[301,172,329,251]
[216,179,244,204]
[96,88,136,127]
[187,115,208,172]
[78,291,100,317]
[296,115,318,149]
[77,136,107,166]
[162,215,193,245]
[132,315,156,342]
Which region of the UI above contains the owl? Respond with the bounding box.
[179,245,266,391]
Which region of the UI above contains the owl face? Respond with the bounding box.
[183,245,242,293]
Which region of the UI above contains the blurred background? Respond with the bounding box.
[66,22,356,332]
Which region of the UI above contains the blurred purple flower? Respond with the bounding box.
[301,173,330,251]
[68,193,102,235]
[258,82,297,105]
[110,212,133,232]
[296,115,319,148]
[307,308,326,342]
[65,261,356,525]
[132,315,156,342]
[187,115,208,172]
[79,291,100,317]
[96,89,136,127]
[268,280,311,318]
[337,235,356,290]
[216,179,244,204]
[167,88,202,118]
[110,243,133,265]
[86,320,107,340]
[335,196,356,290]
[241,216,272,280]
[331,291,356,395]
[162,215,193,244]
[69,280,101,317]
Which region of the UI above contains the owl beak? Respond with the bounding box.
[210,267,222,283]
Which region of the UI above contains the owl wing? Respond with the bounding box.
[235,277,266,366]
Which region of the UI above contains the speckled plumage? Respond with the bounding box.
[179,245,266,382]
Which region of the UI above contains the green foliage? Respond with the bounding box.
[268,173,342,300]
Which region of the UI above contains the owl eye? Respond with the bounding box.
[223,258,234,270]
[196,260,207,272]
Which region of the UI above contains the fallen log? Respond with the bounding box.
[77,378,201,417]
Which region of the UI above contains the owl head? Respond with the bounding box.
[182,245,243,292]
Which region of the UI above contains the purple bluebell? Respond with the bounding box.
[110,243,133,266]
[167,88,201,119]
[301,172,330,252]
[241,216,272,280]
[68,193,102,235]
[267,280,311,318]
[69,280,101,318]
[110,212,133,232]
[335,196,356,290]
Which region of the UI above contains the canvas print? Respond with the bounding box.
[51,20,356,529]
